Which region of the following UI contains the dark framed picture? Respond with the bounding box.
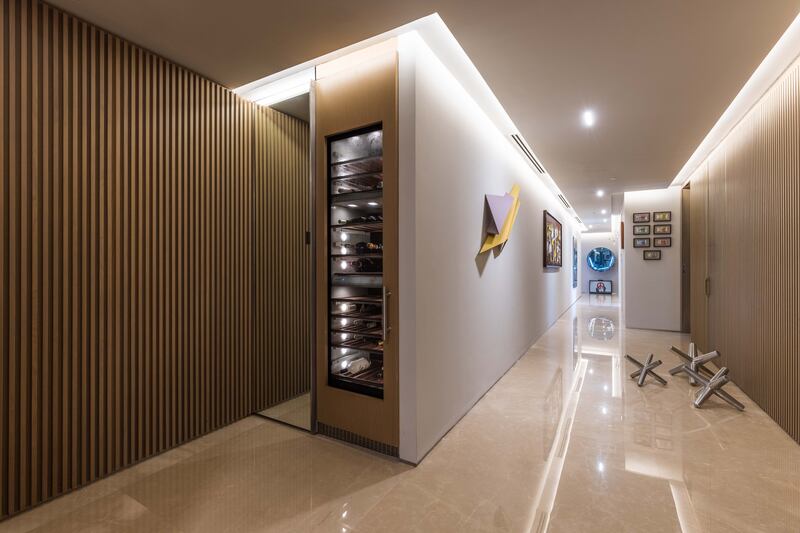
[633,225,651,235]
[543,210,563,268]
[643,250,661,260]
[653,237,671,247]
[633,237,651,248]
[653,211,672,222]
[632,212,650,223]
[589,280,613,294]
[653,224,672,235]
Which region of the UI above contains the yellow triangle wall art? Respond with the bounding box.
[480,184,521,253]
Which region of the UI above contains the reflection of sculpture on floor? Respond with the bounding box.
[625,353,667,386]
[669,343,745,411]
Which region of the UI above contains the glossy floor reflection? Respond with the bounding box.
[260,392,312,431]
[2,295,799,532]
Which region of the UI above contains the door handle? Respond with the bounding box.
[705,277,711,297]
[382,286,392,340]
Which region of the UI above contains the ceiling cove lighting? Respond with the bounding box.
[671,12,800,186]
[236,67,315,107]
[236,14,590,232]
[581,109,596,128]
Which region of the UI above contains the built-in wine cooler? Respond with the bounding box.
[327,124,386,399]
[315,49,398,453]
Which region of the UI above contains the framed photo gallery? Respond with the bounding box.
[631,211,671,260]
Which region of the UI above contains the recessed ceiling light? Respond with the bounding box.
[601,209,607,215]
[603,218,608,223]
[347,203,357,208]
[581,109,596,128]
[367,201,379,206]
[596,189,605,198]
[589,224,594,229]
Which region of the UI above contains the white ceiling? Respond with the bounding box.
[49,0,800,232]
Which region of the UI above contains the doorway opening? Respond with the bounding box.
[253,90,314,431]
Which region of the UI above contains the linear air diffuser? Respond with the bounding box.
[511,134,545,174]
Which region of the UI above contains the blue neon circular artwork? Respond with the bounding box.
[587,247,616,272]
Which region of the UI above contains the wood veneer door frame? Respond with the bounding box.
[680,185,691,333]
[313,51,399,447]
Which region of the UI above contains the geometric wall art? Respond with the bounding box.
[480,184,521,253]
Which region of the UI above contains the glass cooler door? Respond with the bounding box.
[327,124,385,399]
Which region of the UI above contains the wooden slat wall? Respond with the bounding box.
[689,59,800,443]
[0,0,259,519]
[252,106,311,411]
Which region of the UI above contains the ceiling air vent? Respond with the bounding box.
[557,194,571,210]
[575,216,583,225]
[511,134,545,174]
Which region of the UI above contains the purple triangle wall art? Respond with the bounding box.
[485,193,514,235]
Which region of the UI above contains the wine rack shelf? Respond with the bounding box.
[332,221,383,233]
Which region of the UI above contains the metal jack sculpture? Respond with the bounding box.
[669,343,719,385]
[682,366,745,411]
[625,354,667,387]
[669,343,744,411]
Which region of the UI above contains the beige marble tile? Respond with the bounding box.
[3,295,799,533]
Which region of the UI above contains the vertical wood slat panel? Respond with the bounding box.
[252,106,311,412]
[0,0,258,519]
[690,58,800,444]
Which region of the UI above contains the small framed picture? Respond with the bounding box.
[643,250,661,260]
[653,224,671,235]
[633,237,650,248]
[653,211,672,222]
[589,280,613,294]
[653,237,671,247]
[633,212,650,223]
[633,225,651,235]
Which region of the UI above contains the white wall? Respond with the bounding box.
[398,34,581,463]
[623,189,681,331]
[580,232,619,294]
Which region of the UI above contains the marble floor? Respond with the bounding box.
[2,295,799,532]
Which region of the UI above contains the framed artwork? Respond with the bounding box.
[632,212,650,223]
[572,236,578,288]
[653,237,672,247]
[653,211,672,222]
[633,225,651,235]
[589,280,613,294]
[543,210,563,268]
[653,224,672,235]
[643,250,661,260]
[633,237,651,248]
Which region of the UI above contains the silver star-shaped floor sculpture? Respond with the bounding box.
[669,343,719,385]
[625,353,667,387]
[669,343,744,410]
[680,365,745,411]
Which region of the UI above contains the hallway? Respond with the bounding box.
[2,296,798,533]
